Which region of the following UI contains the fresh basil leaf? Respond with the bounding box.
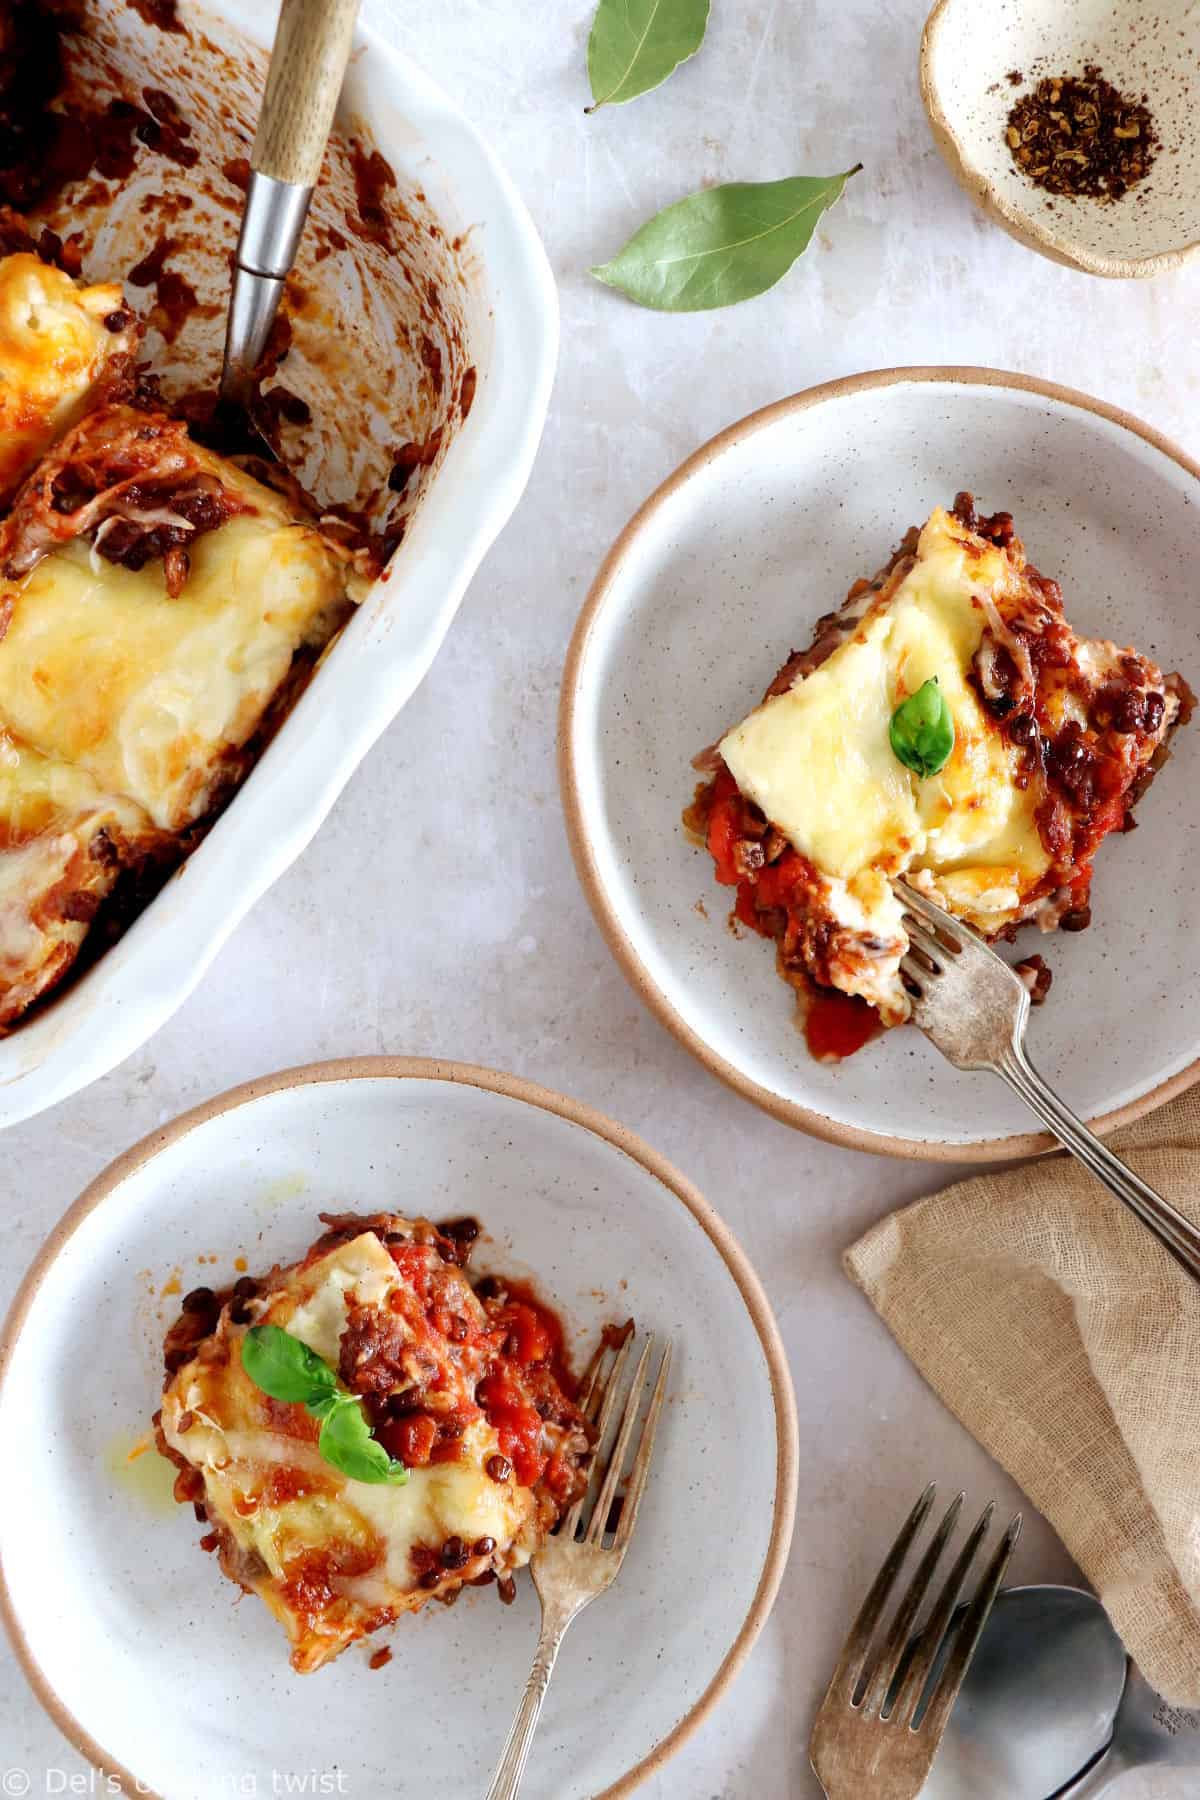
[591,167,861,312]
[241,1324,338,1407]
[889,678,954,779]
[587,0,710,111]
[318,1398,409,1486]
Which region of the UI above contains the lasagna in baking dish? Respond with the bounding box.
[0,252,138,502]
[687,496,1192,1057]
[155,1212,594,1672]
[0,252,367,1029]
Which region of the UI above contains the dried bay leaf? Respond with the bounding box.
[587,0,711,111]
[591,167,861,311]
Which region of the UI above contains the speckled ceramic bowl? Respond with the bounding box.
[560,369,1200,1159]
[921,0,1199,277]
[0,1060,797,1799]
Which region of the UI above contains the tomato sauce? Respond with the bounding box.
[475,1370,545,1487]
[803,988,883,1062]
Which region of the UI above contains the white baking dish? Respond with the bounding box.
[0,0,557,1127]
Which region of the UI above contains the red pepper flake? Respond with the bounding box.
[1004,66,1159,202]
[368,1646,392,1671]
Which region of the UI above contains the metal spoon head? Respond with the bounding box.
[918,1585,1127,1799]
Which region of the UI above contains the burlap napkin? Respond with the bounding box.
[844,1086,1200,1705]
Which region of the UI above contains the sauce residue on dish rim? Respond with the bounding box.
[0,0,478,551]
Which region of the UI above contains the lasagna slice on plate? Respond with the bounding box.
[0,251,367,1028]
[156,1212,594,1673]
[687,496,1191,1060]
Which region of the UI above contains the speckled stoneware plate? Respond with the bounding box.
[922,0,1200,277]
[0,1059,796,1800]
[560,368,1200,1159]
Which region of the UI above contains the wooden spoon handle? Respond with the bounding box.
[252,0,360,188]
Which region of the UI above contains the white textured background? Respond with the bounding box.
[2,0,1197,1794]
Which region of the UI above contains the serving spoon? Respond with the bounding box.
[919,1584,1200,1797]
[220,0,360,414]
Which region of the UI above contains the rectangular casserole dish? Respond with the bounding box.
[0,0,558,1126]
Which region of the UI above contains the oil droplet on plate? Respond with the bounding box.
[258,1172,308,1211]
[105,1432,179,1516]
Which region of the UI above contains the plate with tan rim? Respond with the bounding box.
[0,1058,797,1800]
[559,368,1200,1160]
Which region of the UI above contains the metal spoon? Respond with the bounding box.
[220,0,360,414]
[919,1584,1200,1797]
[917,1585,1125,1798]
[1057,1655,1200,1797]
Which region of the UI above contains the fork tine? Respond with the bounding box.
[820,1485,937,1704]
[859,1491,964,1717]
[573,1343,610,1415]
[899,953,930,991]
[560,1331,635,1539]
[901,918,949,969]
[613,1340,671,1553]
[914,1514,1022,1739]
[586,1336,654,1545]
[894,879,971,943]
[886,1501,995,1725]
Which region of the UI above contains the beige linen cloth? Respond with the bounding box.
[845,1087,1200,1706]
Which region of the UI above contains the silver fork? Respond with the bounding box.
[810,1485,1021,1799]
[484,1332,672,1800]
[895,878,1200,1283]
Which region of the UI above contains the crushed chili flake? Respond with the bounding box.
[1005,65,1159,202]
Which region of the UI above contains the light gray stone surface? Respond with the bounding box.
[1,1,1196,1794]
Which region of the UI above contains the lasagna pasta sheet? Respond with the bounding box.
[0,741,164,1029]
[703,502,1187,1030]
[157,1218,591,1672]
[0,273,363,1026]
[0,254,137,501]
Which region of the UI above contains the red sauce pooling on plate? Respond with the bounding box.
[476,1282,579,1489]
[803,989,882,1063]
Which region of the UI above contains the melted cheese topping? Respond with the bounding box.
[721,509,1052,946]
[0,738,159,1026]
[0,452,352,830]
[160,1235,537,1673]
[0,255,135,499]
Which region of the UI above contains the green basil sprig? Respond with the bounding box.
[241,1324,408,1487]
[586,0,710,112]
[889,678,954,779]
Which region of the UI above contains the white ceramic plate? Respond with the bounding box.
[0,1,558,1128]
[560,369,1200,1159]
[0,1060,796,1799]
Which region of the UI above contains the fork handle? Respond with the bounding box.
[484,1608,575,1800]
[998,1043,1200,1283]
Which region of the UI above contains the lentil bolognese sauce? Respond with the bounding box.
[156,1210,606,1672]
